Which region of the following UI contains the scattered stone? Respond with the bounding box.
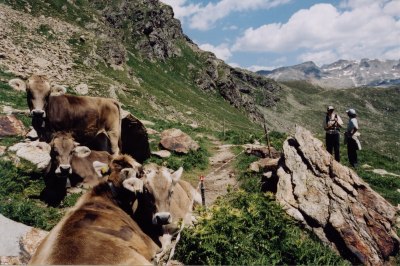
[244,144,280,158]
[263,171,273,179]
[0,146,6,156]
[33,57,51,68]
[0,115,26,137]
[25,127,39,140]
[151,150,171,158]
[160,128,199,154]
[249,158,279,172]
[67,187,83,194]
[74,83,89,95]
[140,119,155,126]
[146,128,159,135]
[274,126,399,265]
[8,78,26,91]
[0,52,6,59]
[361,164,373,169]
[8,140,51,170]
[372,169,400,177]
[2,106,29,115]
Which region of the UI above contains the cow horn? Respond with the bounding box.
[171,167,183,184]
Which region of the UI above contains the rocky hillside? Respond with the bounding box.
[0,0,281,126]
[258,59,400,89]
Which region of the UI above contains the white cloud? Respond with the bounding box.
[232,1,400,64]
[246,65,278,71]
[161,0,291,30]
[223,25,239,31]
[199,43,232,61]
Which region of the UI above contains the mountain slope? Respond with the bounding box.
[0,0,281,130]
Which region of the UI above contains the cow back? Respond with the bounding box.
[121,114,150,163]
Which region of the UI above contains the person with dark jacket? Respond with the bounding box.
[345,108,360,168]
[323,106,343,162]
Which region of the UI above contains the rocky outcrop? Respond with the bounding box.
[160,128,199,154]
[266,126,399,265]
[93,0,184,61]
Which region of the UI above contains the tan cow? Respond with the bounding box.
[134,163,201,248]
[30,155,160,265]
[26,75,121,155]
[48,132,112,187]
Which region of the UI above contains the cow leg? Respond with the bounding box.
[108,129,120,156]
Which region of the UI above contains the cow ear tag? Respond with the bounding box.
[93,161,109,178]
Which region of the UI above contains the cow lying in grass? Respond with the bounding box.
[135,163,201,248]
[30,155,160,265]
[41,132,112,206]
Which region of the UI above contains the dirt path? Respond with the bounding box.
[203,139,238,206]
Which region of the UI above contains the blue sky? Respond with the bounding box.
[160,0,400,71]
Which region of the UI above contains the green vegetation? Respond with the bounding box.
[175,191,348,265]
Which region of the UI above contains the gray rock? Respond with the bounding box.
[274,126,399,265]
[151,150,171,158]
[8,140,51,170]
[8,78,26,91]
[0,214,47,264]
[160,128,199,154]
[74,83,89,95]
[0,115,26,137]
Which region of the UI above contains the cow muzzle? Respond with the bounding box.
[153,212,172,225]
[55,164,72,176]
[31,109,46,118]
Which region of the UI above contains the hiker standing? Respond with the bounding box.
[345,108,361,168]
[324,106,343,162]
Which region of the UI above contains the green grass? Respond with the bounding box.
[175,191,348,265]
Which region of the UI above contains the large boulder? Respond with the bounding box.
[0,115,26,137]
[160,128,199,154]
[272,126,399,265]
[0,214,47,264]
[8,140,51,170]
[244,144,280,159]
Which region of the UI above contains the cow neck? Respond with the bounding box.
[105,181,134,216]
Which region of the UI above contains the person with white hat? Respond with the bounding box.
[345,108,360,168]
[323,105,343,162]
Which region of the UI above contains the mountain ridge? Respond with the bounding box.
[258,58,400,89]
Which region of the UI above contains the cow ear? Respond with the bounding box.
[93,161,109,178]
[171,167,183,184]
[51,85,67,96]
[73,146,91,158]
[123,177,144,193]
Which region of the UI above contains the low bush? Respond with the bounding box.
[175,191,348,265]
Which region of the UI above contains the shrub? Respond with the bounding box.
[175,191,348,265]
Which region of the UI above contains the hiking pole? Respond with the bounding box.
[200,175,205,206]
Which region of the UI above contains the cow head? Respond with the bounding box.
[93,155,144,213]
[26,74,51,119]
[138,164,183,226]
[50,132,91,177]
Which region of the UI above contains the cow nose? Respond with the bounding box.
[153,212,171,225]
[31,109,45,117]
[59,164,71,175]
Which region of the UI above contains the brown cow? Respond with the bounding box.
[26,75,121,155]
[134,164,201,248]
[30,155,160,265]
[48,132,112,188]
[40,132,112,206]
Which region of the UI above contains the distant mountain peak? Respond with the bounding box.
[258,58,400,88]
